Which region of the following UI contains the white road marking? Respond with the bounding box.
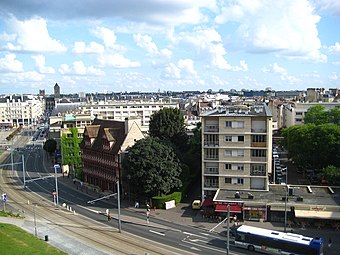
[183,232,208,239]
[149,229,165,236]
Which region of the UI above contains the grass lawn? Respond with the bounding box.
[0,223,67,255]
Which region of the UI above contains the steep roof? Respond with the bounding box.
[81,119,126,154]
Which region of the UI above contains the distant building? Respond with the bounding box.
[0,94,43,127]
[54,83,60,99]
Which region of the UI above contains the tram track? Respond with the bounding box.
[0,149,193,255]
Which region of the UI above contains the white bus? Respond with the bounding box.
[234,225,324,255]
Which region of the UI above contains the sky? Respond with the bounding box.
[0,0,340,95]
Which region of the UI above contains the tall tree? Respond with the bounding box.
[149,107,188,151]
[43,139,57,156]
[282,123,340,169]
[122,137,182,197]
[304,105,328,125]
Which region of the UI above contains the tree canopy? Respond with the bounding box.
[148,107,188,150]
[122,137,182,197]
[43,139,57,156]
[304,105,340,125]
[282,123,340,169]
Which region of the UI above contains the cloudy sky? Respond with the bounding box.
[0,0,339,95]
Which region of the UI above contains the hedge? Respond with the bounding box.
[152,191,182,209]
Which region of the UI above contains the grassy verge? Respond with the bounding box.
[0,223,67,255]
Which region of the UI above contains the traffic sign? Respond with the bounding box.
[2,193,6,202]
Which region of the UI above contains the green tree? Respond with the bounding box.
[61,128,83,178]
[304,105,328,125]
[149,107,188,151]
[122,137,182,197]
[328,108,340,125]
[43,139,57,156]
[282,123,340,169]
[318,165,340,185]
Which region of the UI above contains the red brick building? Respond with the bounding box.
[81,118,144,192]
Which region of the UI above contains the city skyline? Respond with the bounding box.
[0,0,339,95]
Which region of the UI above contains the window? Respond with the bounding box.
[252,149,266,157]
[237,164,244,171]
[238,136,244,142]
[237,178,244,184]
[233,121,244,128]
[225,178,231,184]
[252,135,266,143]
[225,121,232,128]
[225,136,232,142]
[251,164,266,176]
[224,149,232,156]
[225,164,231,170]
[237,150,244,157]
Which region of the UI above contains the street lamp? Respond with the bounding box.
[284,167,288,232]
[54,164,60,206]
[116,180,121,233]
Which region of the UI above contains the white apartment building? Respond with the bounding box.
[0,95,44,128]
[269,101,340,128]
[78,100,179,133]
[201,104,273,200]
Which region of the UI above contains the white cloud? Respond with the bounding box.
[0,54,24,72]
[329,72,338,80]
[215,0,325,62]
[0,1,217,26]
[332,61,340,65]
[134,33,172,66]
[313,0,340,16]
[162,58,198,79]
[98,53,140,68]
[328,42,340,54]
[91,27,118,49]
[3,17,66,53]
[176,28,247,71]
[31,55,55,74]
[263,62,299,83]
[58,61,104,76]
[73,41,104,54]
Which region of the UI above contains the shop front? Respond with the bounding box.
[214,202,243,220]
[243,206,267,221]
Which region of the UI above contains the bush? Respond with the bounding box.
[152,192,182,209]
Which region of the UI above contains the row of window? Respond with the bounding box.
[204,135,266,143]
[205,148,267,159]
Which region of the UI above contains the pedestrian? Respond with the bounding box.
[328,237,332,248]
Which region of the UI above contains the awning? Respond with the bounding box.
[295,210,340,220]
[215,204,242,213]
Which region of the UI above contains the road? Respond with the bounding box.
[1,129,254,255]
[4,129,336,254]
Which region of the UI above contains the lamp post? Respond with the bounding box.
[284,167,288,232]
[117,180,121,233]
[227,205,230,255]
[54,164,60,206]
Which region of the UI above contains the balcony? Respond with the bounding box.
[250,157,267,162]
[251,128,267,133]
[251,142,267,147]
[204,183,219,188]
[204,156,219,160]
[204,126,219,132]
[205,167,218,174]
[204,142,219,147]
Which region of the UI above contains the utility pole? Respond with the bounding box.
[117,180,121,233]
[284,167,288,232]
[54,164,60,206]
[227,205,230,255]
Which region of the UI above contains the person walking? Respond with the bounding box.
[328,237,332,248]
